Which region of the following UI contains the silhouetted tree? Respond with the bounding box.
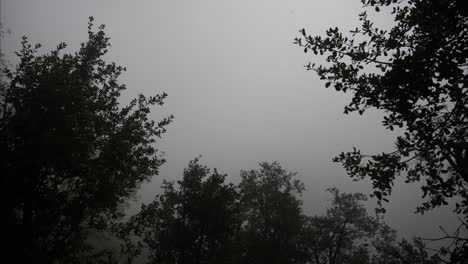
[0,17,173,263]
[295,0,467,260]
[372,224,439,264]
[301,188,378,264]
[120,158,241,264]
[301,189,438,264]
[239,161,307,264]
[119,160,438,264]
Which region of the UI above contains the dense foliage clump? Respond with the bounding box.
[121,160,436,264]
[295,0,467,260]
[1,17,172,263]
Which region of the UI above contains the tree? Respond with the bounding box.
[371,224,439,264]
[0,17,173,263]
[295,0,467,259]
[301,188,379,264]
[119,160,437,264]
[301,189,438,264]
[120,158,241,264]
[238,161,307,264]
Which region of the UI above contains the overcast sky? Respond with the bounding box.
[1,0,458,241]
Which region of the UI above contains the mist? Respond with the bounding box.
[1,0,463,262]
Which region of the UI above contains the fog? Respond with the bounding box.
[1,0,457,241]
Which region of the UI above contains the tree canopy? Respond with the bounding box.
[120,158,241,264]
[1,17,173,263]
[122,161,307,264]
[301,188,379,264]
[239,161,307,264]
[295,0,467,260]
[120,160,435,264]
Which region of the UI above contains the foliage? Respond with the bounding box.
[0,17,173,263]
[301,188,379,264]
[0,22,9,114]
[295,0,467,259]
[372,225,439,264]
[301,189,440,264]
[121,160,438,264]
[122,161,308,264]
[239,161,307,264]
[119,158,241,264]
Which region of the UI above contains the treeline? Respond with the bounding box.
[113,159,434,264]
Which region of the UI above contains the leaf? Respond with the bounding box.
[374,191,382,200]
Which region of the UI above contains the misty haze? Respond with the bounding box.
[1,0,466,263]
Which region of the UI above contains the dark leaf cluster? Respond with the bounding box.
[0,17,173,263]
[295,0,467,260]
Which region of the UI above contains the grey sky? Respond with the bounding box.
[1,0,457,241]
